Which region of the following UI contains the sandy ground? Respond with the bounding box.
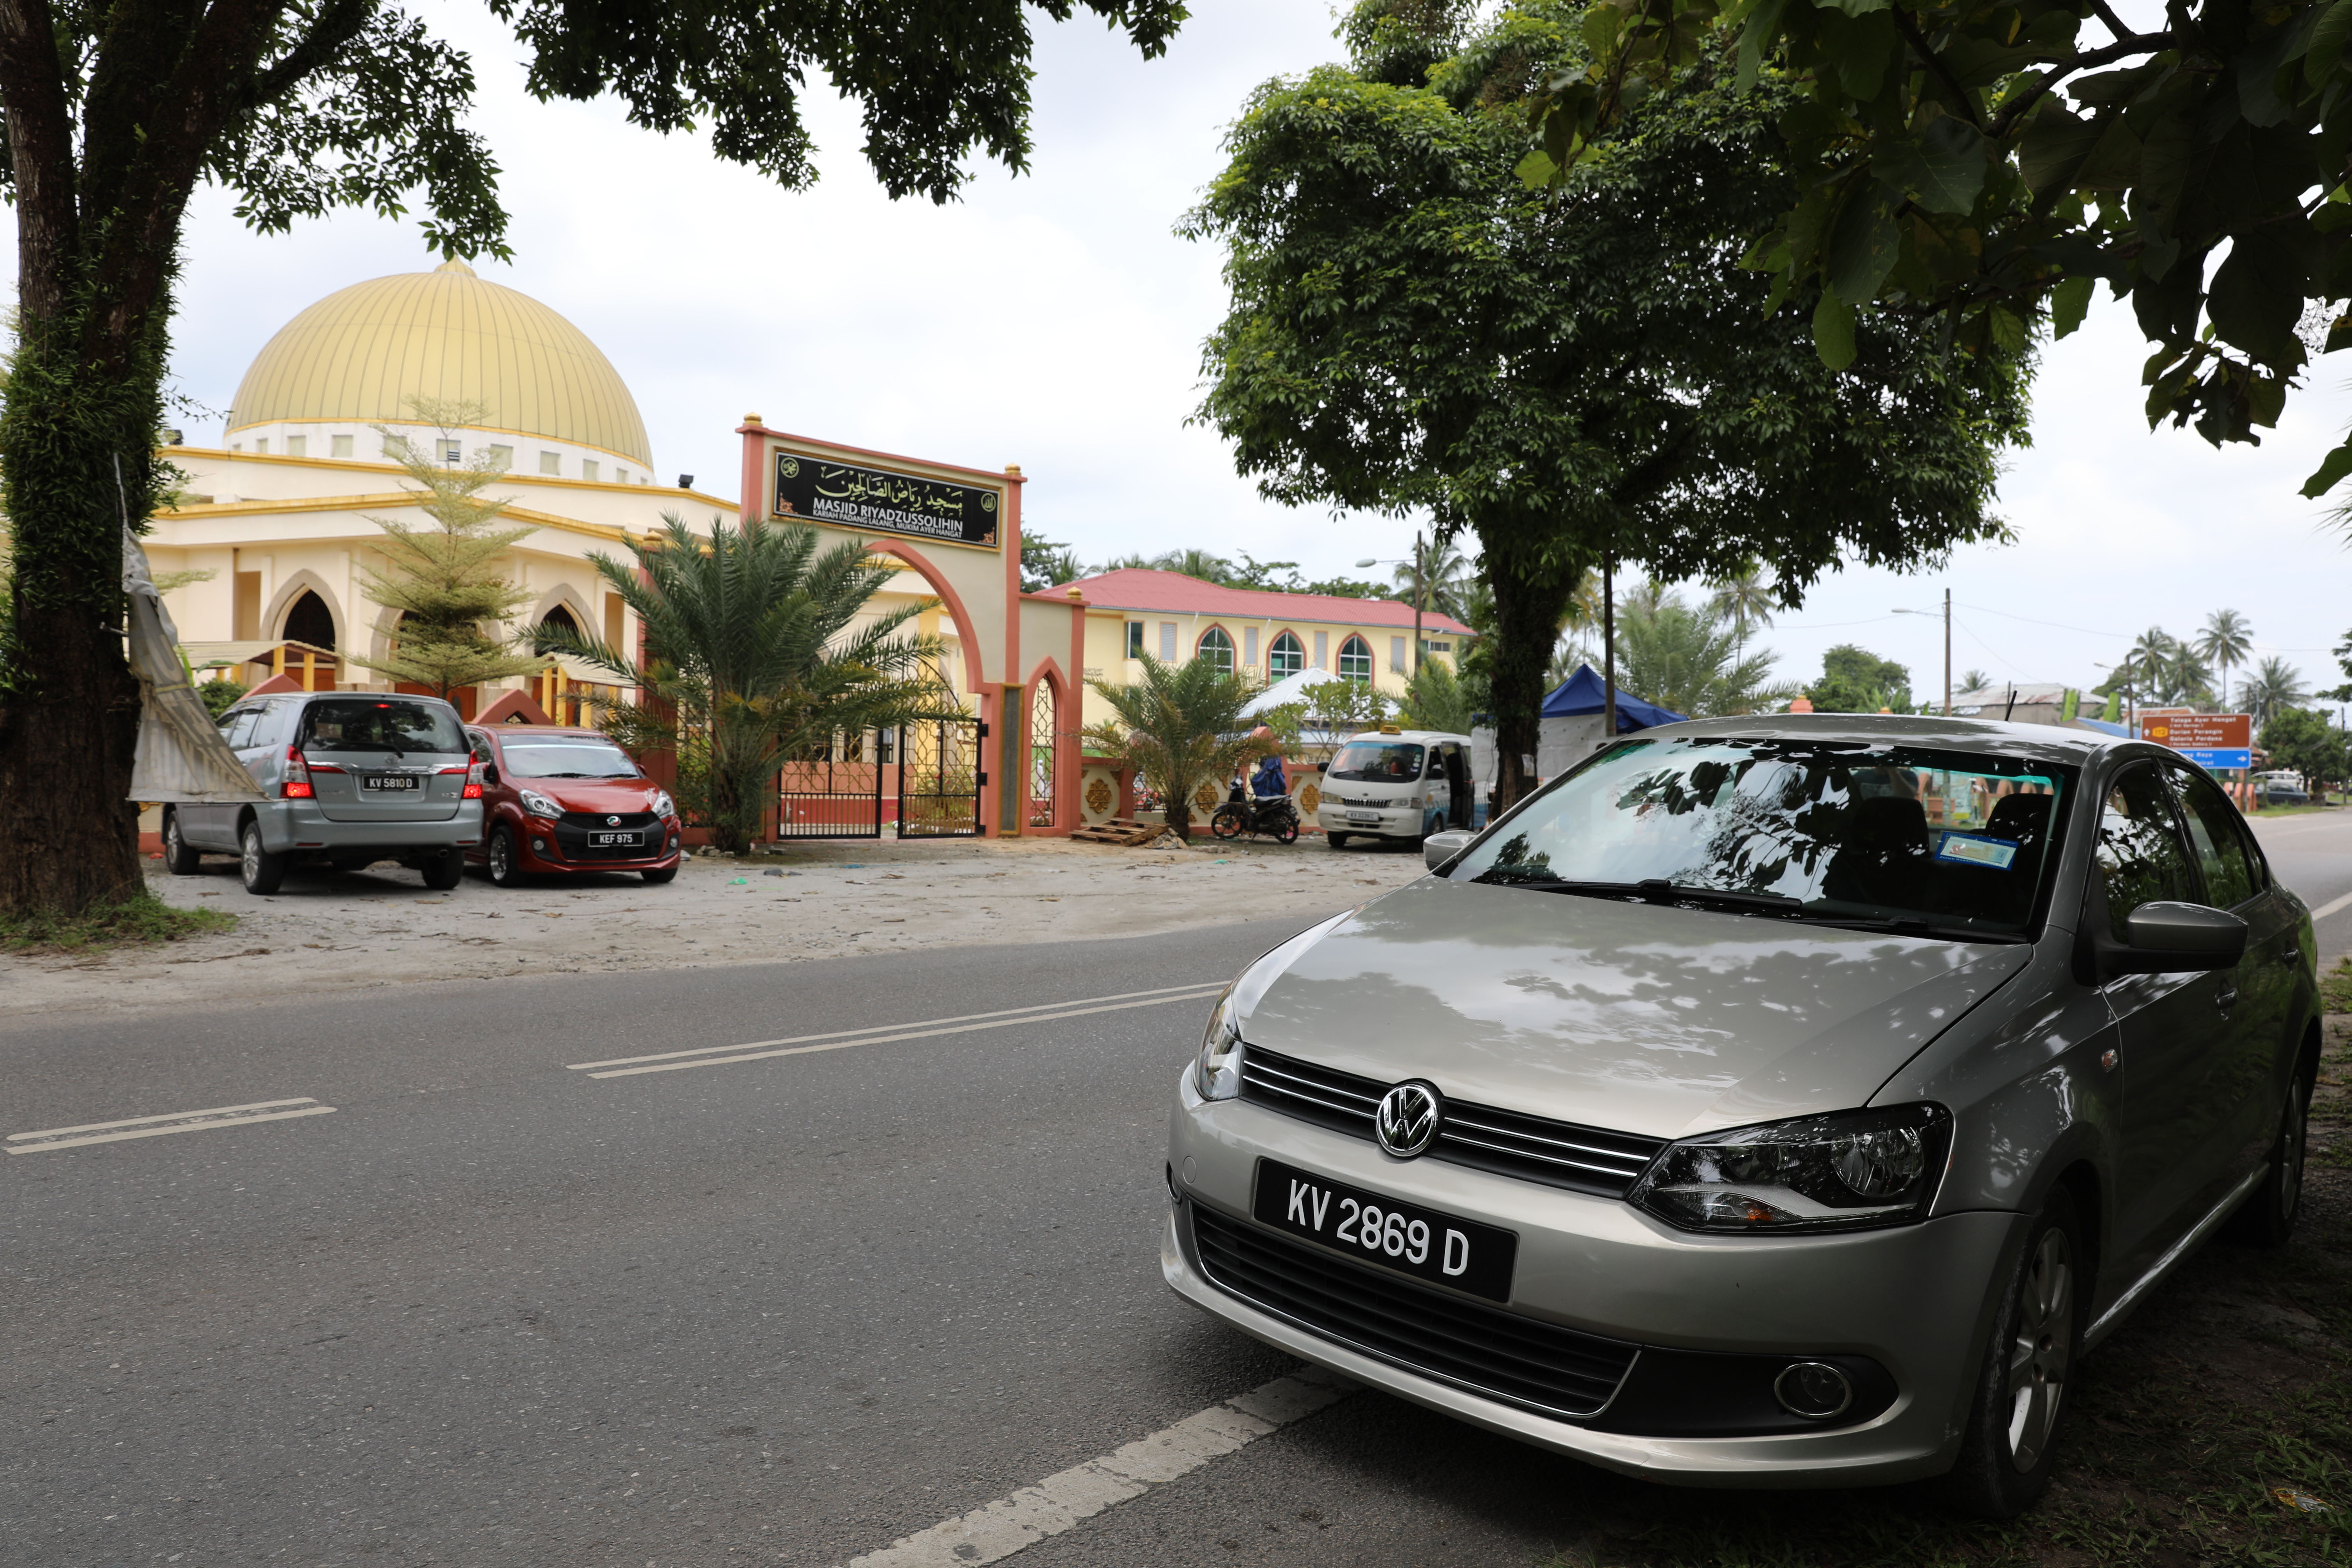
[0,834,1428,1021]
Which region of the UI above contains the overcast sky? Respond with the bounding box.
[136,0,2352,710]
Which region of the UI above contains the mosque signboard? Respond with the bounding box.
[772,451,1000,549]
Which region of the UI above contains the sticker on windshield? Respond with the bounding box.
[1936,833,2018,871]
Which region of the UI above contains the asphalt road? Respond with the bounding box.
[9,811,2352,1568]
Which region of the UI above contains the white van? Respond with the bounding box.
[1315,728,1476,849]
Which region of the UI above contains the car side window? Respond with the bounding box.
[218,708,258,750]
[468,731,495,765]
[2166,768,2257,909]
[2094,765,2197,932]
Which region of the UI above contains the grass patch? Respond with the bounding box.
[1539,1024,2352,1568]
[2324,959,2352,1019]
[2252,802,2337,817]
[0,891,237,953]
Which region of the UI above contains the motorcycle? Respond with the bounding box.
[1210,792,1300,844]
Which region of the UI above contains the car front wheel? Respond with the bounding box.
[239,820,287,895]
[487,826,525,888]
[1937,1187,2081,1519]
[163,811,201,875]
[1326,832,1349,850]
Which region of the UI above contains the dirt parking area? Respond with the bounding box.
[0,834,1428,1020]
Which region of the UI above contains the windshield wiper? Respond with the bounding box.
[1791,914,2026,944]
[1498,878,1804,917]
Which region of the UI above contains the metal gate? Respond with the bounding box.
[775,732,883,839]
[898,715,985,838]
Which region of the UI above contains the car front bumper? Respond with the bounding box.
[1317,804,1423,837]
[257,801,482,854]
[1165,1083,2024,1486]
[512,820,682,873]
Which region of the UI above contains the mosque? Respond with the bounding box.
[146,259,1468,841]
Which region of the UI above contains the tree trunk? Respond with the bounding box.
[0,330,167,917]
[1479,527,1582,814]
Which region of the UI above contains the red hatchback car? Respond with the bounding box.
[464,725,683,886]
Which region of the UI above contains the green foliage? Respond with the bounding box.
[347,404,544,699]
[1019,533,1084,594]
[2261,706,2352,786]
[197,680,249,720]
[539,514,948,854]
[1400,658,1477,734]
[1807,643,1913,714]
[1097,547,1395,600]
[1185,7,2031,809]
[1527,0,2352,488]
[1082,653,1274,838]
[2255,654,2315,726]
[1618,587,1794,717]
[1302,677,1393,736]
[0,891,236,952]
[2197,609,2256,701]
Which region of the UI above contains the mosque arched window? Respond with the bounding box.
[1197,626,1234,674]
[540,603,582,639]
[282,590,336,651]
[1268,631,1304,678]
[1338,635,1373,684]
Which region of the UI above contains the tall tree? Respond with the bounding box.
[348,405,543,700]
[1808,643,1914,714]
[2197,609,2255,707]
[1706,564,1778,664]
[0,0,1182,920]
[1526,0,2352,496]
[2252,655,2313,728]
[1184,3,2030,810]
[540,515,946,856]
[1618,588,1793,717]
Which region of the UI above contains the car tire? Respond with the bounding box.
[420,847,465,891]
[487,826,526,889]
[238,820,287,896]
[1934,1187,2082,1520]
[642,865,678,885]
[2226,1065,2313,1248]
[1327,832,1349,850]
[162,811,201,875]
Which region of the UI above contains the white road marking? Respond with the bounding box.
[567,981,1228,1074]
[576,987,1228,1079]
[6,1098,335,1154]
[2307,889,2352,923]
[842,1370,1354,1568]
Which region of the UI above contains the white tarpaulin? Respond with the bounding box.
[123,526,266,803]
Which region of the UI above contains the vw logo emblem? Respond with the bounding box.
[605,815,620,826]
[1375,1082,1442,1158]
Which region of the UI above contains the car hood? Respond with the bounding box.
[1236,876,2033,1141]
[523,780,662,814]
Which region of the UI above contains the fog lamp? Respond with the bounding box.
[531,837,547,852]
[1774,1362,1854,1420]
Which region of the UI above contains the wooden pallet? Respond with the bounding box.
[1069,817,1165,847]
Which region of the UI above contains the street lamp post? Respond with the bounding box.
[1357,531,1429,678]
[1892,588,1952,715]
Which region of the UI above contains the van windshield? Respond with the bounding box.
[1447,736,2074,939]
[299,699,467,755]
[1328,741,1424,783]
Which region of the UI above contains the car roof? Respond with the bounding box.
[1643,712,2118,766]
[473,725,609,739]
[1344,729,1468,743]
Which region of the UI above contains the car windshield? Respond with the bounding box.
[1329,741,1425,783]
[1448,735,2076,939]
[299,699,466,755]
[500,740,641,779]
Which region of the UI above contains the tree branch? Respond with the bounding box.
[1987,34,2174,138]
[250,0,375,107]
[1892,7,1985,132]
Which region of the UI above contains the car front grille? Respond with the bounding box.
[551,811,666,860]
[1188,1203,1638,1421]
[1237,1045,1666,1199]
[558,811,658,830]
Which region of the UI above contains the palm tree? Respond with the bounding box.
[1389,535,1477,625]
[1083,653,1273,839]
[2244,656,2309,730]
[1617,589,1797,718]
[2196,609,2255,706]
[1706,564,1777,663]
[1960,668,1991,694]
[537,513,947,855]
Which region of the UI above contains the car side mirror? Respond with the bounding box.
[1424,829,1473,872]
[2120,901,2247,971]
[482,764,501,786]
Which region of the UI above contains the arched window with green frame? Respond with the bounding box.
[1338,635,1373,684]
[1197,626,1235,674]
[1268,630,1305,677]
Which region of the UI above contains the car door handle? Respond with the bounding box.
[2215,981,2239,1010]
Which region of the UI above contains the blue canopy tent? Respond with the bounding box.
[1540,664,1686,731]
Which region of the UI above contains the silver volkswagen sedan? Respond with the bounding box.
[1163,716,2316,1517]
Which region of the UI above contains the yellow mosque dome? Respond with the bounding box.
[229,260,652,467]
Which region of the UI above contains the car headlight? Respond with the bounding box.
[1628,1104,1952,1233]
[518,789,562,819]
[650,789,676,819]
[1194,988,1245,1101]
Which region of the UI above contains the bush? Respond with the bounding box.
[198,678,248,719]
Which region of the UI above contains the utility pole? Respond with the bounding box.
[1603,558,1618,741]
[1412,530,1426,677]
[1942,587,1952,717]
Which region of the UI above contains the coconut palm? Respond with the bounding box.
[2196,609,2255,706]
[1082,652,1274,839]
[1960,668,1991,694]
[1389,535,1478,626]
[1618,589,1797,718]
[2244,656,2310,730]
[536,513,947,855]
[1706,565,1777,663]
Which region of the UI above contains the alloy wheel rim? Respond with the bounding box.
[2005,1227,2073,1472]
[491,834,511,882]
[241,831,259,883]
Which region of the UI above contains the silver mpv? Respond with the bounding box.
[163,692,484,894]
[1165,716,2317,1517]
